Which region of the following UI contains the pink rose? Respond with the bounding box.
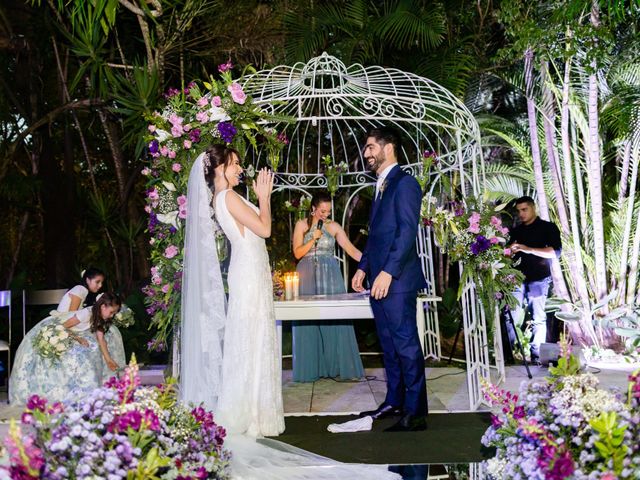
[164,245,179,259]
[490,215,502,226]
[178,204,187,219]
[160,146,170,157]
[144,205,151,213]
[147,189,159,201]
[211,96,222,107]
[168,150,177,159]
[168,113,183,126]
[196,111,209,123]
[171,125,184,137]
[468,224,480,234]
[227,83,246,104]
[503,248,512,256]
[161,284,170,294]
[148,124,156,133]
[152,275,162,285]
[197,97,209,107]
[172,163,182,173]
[183,124,192,132]
[501,227,509,235]
[490,237,499,244]
[177,195,187,206]
[183,139,192,149]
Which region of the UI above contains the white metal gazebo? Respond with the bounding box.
[241,53,492,410]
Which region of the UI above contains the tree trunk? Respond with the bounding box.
[618,140,632,205]
[523,49,550,219]
[560,54,594,345]
[587,1,608,304]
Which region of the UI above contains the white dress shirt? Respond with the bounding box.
[375,163,398,199]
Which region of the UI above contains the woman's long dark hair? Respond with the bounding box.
[305,190,332,233]
[82,267,106,307]
[205,144,240,189]
[90,292,121,333]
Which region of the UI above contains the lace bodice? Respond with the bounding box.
[303,224,335,257]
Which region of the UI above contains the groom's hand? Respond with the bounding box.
[371,271,392,300]
[352,269,366,292]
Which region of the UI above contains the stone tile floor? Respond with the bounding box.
[0,362,633,442]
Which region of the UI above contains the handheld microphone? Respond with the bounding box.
[314,219,324,246]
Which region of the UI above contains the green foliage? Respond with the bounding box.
[589,411,628,475]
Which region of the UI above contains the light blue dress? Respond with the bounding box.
[9,287,126,405]
[292,224,365,382]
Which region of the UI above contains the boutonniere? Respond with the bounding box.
[379,179,388,199]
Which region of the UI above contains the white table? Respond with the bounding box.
[274,292,441,360]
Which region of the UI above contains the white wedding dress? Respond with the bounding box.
[215,189,285,437]
[180,153,400,480]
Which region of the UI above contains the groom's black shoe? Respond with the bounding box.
[384,414,427,432]
[359,403,403,420]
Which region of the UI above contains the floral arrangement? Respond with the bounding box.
[321,155,348,196]
[284,194,312,220]
[265,129,289,171]
[143,61,289,344]
[32,324,73,361]
[4,358,230,479]
[272,270,285,300]
[481,338,640,479]
[113,304,135,329]
[421,196,524,321]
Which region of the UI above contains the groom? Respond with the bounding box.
[352,126,428,432]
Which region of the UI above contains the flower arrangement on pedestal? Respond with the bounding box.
[482,338,640,479]
[142,61,289,344]
[421,196,524,322]
[321,155,348,197]
[4,358,230,479]
[284,194,312,220]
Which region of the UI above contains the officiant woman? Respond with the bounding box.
[291,191,365,382]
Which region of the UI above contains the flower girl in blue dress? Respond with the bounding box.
[9,292,123,404]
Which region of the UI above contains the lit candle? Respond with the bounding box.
[292,272,300,298]
[284,273,293,300]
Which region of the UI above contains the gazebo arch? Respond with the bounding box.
[240,53,492,410]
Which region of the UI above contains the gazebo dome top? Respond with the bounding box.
[241,53,482,193]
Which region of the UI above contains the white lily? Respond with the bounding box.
[208,106,231,123]
[157,211,179,228]
[155,129,171,142]
[162,181,177,192]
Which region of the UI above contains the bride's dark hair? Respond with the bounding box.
[90,292,121,333]
[205,144,240,188]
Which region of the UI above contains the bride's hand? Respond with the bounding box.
[252,168,274,200]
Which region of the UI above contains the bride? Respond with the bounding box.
[180,145,400,479]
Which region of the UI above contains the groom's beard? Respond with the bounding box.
[366,151,385,173]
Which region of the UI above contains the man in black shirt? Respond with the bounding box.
[507,196,562,363]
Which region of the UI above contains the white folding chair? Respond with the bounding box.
[22,288,67,337]
[0,290,12,390]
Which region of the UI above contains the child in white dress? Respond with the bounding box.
[9,293,122,404]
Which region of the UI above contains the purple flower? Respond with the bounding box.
[163,87,180,99]
[218,60,233,73]
[217,121,237,143]
[189,128,201,143]
[148,139,159,155]
[27,395,47,412]
[470,235,492,255]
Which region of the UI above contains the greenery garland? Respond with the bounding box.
[142,62,288,345]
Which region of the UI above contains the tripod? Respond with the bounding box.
[501,307,532,379]
[446,308,532,379]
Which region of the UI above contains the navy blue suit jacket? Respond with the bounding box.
[358,165,427,294]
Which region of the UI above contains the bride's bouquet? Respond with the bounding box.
[32,324,73,361]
